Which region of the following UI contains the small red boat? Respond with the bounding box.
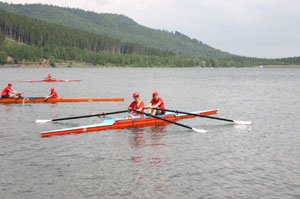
[19,79,81,83]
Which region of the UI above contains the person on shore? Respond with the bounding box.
[126,92,145,119]
[45,88,59,99]
[1,82,22,98]
[147,91,166,115]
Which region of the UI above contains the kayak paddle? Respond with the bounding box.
[134,110,207,133]
[156,108,252,125]
[36,110,129,123]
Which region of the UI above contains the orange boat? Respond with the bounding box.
[0,97,124,104]
[41,109,218,138]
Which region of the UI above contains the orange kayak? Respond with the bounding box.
[41,109,218,138]
[0,97,124,104]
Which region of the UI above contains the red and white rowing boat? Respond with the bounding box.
[41,109,218,138]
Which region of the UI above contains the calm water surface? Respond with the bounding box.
[0,67,299,199]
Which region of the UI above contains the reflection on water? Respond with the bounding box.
[129,125,168,148]
[49,103,59,108]
[130,128,146,148]
[129,125,168,163]
[3,105,13,113]
[148,125,167,147]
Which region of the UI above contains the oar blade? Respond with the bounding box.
[192,127,207,133]
[35,119,51,124]
[233,120,252,125]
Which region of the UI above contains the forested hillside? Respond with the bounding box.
[0,4,299,67]
[0,11,174,56]
[0,11,214,66]
[0,2,232,58]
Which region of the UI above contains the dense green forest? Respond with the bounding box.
[0,11,173,56]
[0,4,299,67]
[0,36,241,67]
[0,2,232,58]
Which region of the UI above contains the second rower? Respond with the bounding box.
[46,73,54,80]
[45,88,59,99]
[148,91,166,115]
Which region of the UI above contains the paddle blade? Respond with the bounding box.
[233,120,252,125]
[192,127,207,133]
[35,120,51,124]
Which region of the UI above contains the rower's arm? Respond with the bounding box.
[10,89,21,95]
[45,93,53,99]
[152,102,162,108]
[137,107,144,112]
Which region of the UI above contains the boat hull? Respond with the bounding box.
[20,79,81,82]
[41,109,218,138]
[0,97,124,104]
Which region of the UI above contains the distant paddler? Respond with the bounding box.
[45,88,59,100]
[45,73,55,80]
[1,82,23,98]
[147,91,166,115]
[126,92,145,119]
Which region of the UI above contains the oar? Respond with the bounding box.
[134,110,207,133]
[36,110,128,123]
[155,108,252,125]
[15,94,30,105]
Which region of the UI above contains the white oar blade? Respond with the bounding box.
[192,127,207,133]
[35,120,51,124]
[233,120,252,125]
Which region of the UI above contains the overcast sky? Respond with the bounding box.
[2,0,300,58]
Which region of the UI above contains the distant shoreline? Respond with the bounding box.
[1,63,300,68]
[259,65,300,68]
[0,63,99,68]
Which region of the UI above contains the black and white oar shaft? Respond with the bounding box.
[36,110,128,123]
[156,108,252,125]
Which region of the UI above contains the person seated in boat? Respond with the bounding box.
[1,82,22,98]
[147,91,166,115]
[126,92,145,119]
[45,88,59,99]
[45,73,54,80]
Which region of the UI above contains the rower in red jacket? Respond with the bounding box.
[45,88,59,99]
[1,82,22,98]
[126,92,145,119]
[147,91,166,115]
[46,73,54,80]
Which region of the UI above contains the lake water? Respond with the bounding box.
[0,67,299,199]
